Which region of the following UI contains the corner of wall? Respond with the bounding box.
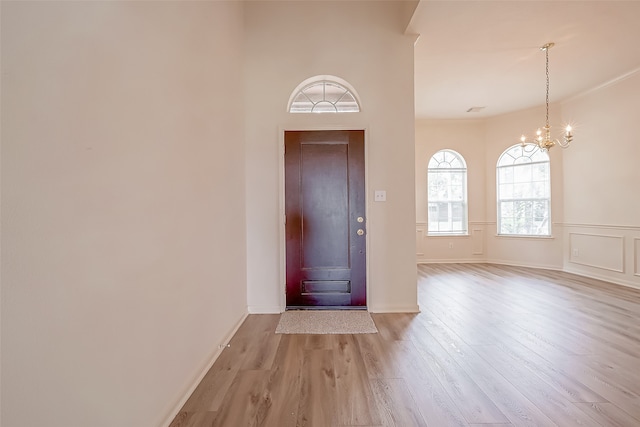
[159,311,249,427]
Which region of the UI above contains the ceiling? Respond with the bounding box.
[406,0,640,119]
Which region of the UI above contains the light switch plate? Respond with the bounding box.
[374,190,386,202]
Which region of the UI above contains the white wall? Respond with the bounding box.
[244,1,418,313]
[415,107,565,269]
[1,2,247,426]
[415,119,487,262]
[484,107,565,269]
[561,71,640,288]
[416,71,640,288]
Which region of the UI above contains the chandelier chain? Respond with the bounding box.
[545,46,550,128]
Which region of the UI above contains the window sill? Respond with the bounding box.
[427,233,470,238]
[495,234,555,240]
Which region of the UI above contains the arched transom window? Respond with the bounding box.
[497,144,551,236]
[288,76,360,113]
[427,149,468,235]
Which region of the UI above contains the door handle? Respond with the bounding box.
[357,216,364,223]
[357,229,365,236]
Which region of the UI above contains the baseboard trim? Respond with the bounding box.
[160,311,249,427]
[418,259,563,271]
[369,304,420,313]
[248,305,284,314]
[419,259,640,291]
[418,258,484,264]
[563,265,640,291]
[483,259,563,271]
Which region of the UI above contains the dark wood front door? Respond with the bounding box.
[285,130,366,308]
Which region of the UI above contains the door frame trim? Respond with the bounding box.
[278,124,370,312]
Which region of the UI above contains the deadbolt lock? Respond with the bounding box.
[357,229,365,236]
[357,216,364,223]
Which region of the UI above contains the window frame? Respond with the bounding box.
[427,149,469,236]
[288,76,360,113]
[496,144,552,237]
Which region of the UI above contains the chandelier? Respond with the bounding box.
[520,42,573,151]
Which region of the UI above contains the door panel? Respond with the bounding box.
[301,143,349,269]
[285,130,366,308]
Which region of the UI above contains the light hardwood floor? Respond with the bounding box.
[169,264,640,426]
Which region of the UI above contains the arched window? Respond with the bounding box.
[497,144,551,236]
[427,149,468,235]
[288,76,360,113]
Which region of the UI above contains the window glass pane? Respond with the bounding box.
[513,183,528,198]
[514,165,532,183]
[530,149,549,163]
[499,184,513,199]
[311,101,337,113]
[501,220,513,234]
[443,151,454,165]
[533,201,547,221]
[514,156,531,165]
[428,203,439,231]
[290,92,313,113]
[324,83,347,103]
[513,200,531,234]
[302,83,324,103]
[499,167,513,183]
[451,203,463,221]
[451,184,463,200]
[533,163,548,181]
[437,202,449,221]
[336,92,359,112]
[290,101,314,113]
[501,201,514,217]
[292,92,309,103]
[533,181,547,198]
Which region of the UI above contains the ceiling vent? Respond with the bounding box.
[466,106,486,113]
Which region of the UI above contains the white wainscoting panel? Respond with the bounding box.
[416,226,426,258]
[472,228,483,255]
[635,238,640,277]
[569,232,624,273]
[416,222,486,263]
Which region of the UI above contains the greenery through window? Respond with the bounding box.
[497,144,551,236]
[428,149,468,235]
